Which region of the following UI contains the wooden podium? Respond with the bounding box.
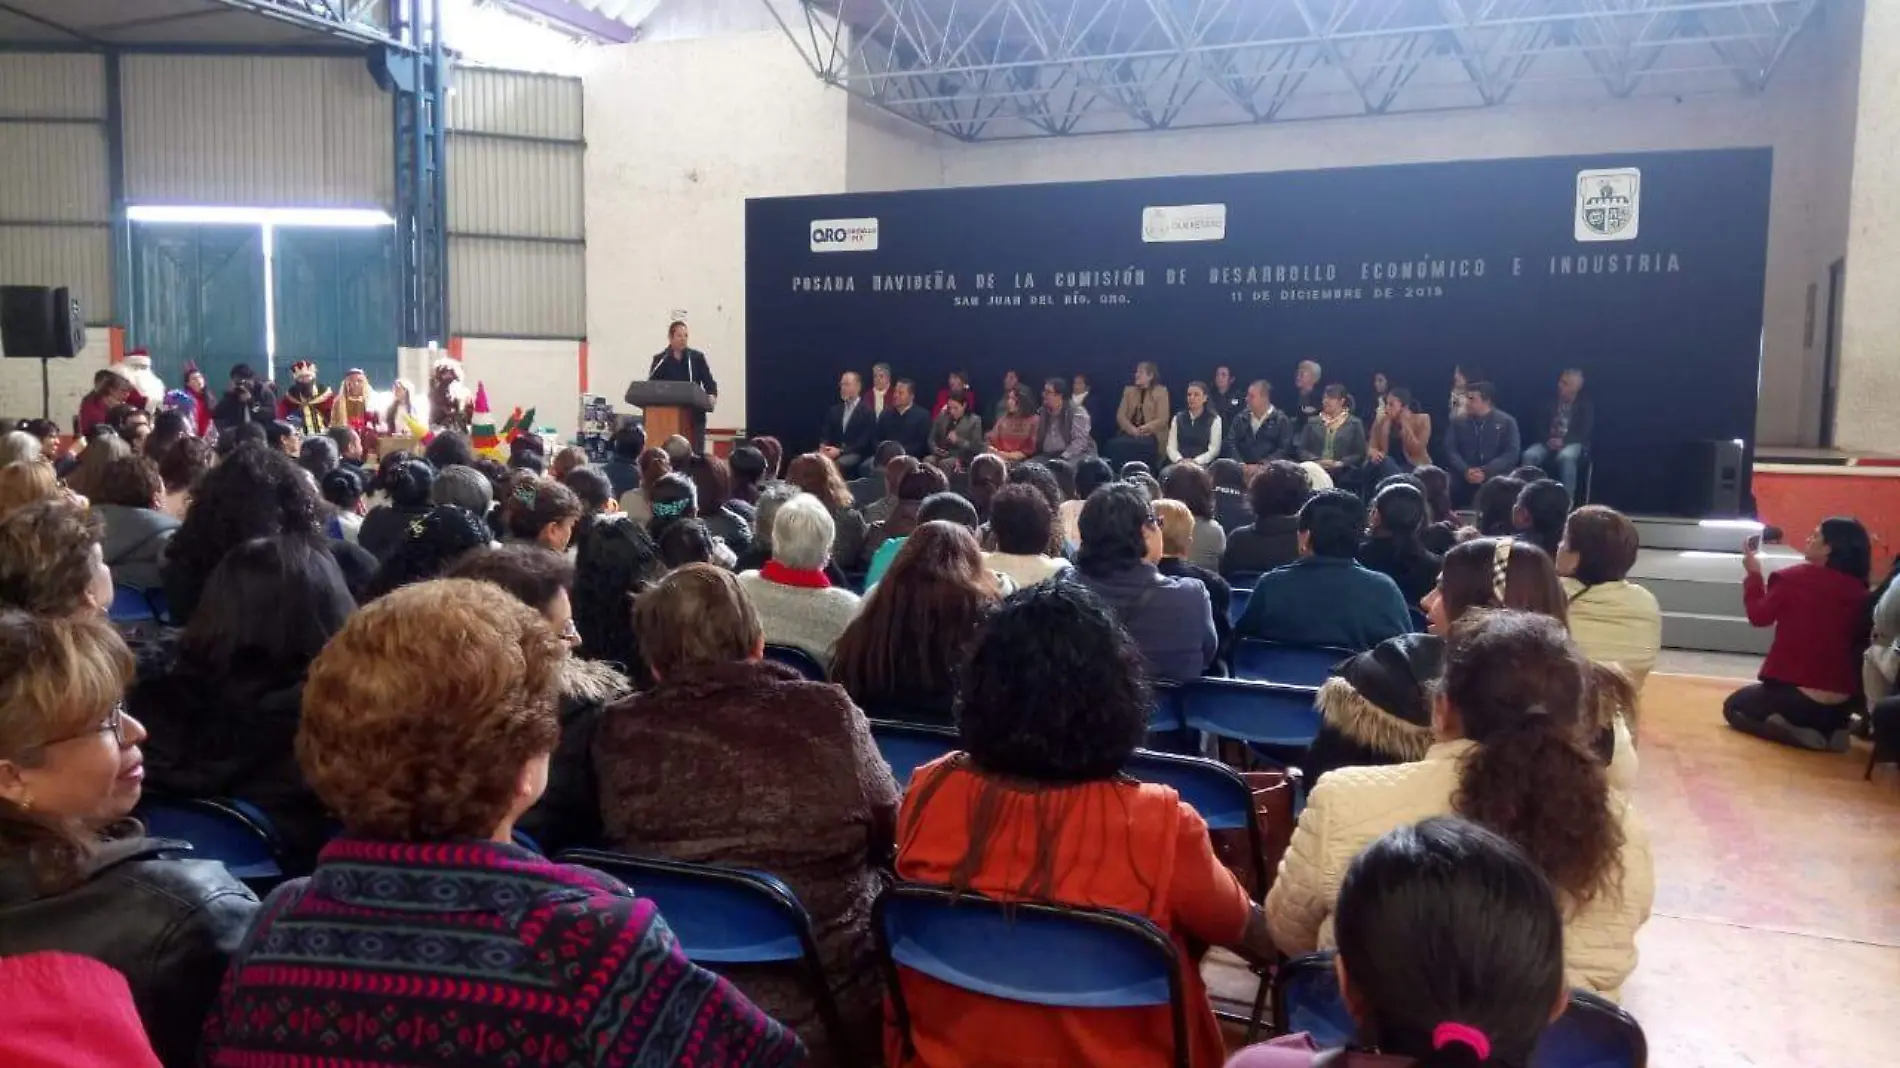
[625,380,715,449]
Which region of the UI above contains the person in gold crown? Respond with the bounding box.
[278,360,335,434]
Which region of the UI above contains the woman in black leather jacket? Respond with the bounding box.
[0,611,257,1068]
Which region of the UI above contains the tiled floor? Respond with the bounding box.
[1209,670,1900,1065]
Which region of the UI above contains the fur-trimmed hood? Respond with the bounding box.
[1316,675,1435,764]
[563,656,632,707]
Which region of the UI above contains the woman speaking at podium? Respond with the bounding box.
[630,320,718,449]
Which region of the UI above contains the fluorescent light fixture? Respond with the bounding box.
[128,205,394,228]
[1697,519,1763,530]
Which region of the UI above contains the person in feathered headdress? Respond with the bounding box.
[427,357,473,434]
[277,360,335,434]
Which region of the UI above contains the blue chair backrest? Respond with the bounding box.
[876,883,1189,1068]
[1228,588,1252,627]
[1275,953,1648,1067]
[1123,750,1266,895]
[1180,677,1322,749]
[135,797,283,881]
[870,720,959,789]
[1232,639,1354,688]
[109,585,156,624]
[560,849,811,963]
[762,643,827,681]
[1225,571,1265,590]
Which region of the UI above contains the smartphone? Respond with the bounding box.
[1744,534,1763,554]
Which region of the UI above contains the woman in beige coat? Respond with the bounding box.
[1267,609,1654,999]
[1558,504,1663,690]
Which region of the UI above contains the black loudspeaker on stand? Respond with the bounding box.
[0,285,87,420]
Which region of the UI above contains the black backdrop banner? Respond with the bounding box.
[745,148,1771,516]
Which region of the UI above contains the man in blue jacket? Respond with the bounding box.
[1234,490,1411,652]
[1444,380,1521,504]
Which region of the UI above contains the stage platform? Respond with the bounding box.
[1629,515,1791,657]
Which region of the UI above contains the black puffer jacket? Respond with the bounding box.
[1308,632,1445,784]
[0,835,258,1067]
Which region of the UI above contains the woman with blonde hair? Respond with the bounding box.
[0,459,61,518]
[64,429,130,501]
[0,611,257,1066]
[787,451,869,571]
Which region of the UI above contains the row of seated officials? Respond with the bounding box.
[0,419,1663,1066]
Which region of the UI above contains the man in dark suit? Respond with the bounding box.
[1523,367,1594,498]
[819,370,878,477]
[1445,380,1522,504]
[874,378,932,461]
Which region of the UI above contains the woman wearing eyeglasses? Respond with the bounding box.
[1267,609,1654,1000]
[0,611,259,1068]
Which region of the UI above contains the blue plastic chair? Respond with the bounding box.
[1146,679,1198,755]
[762,643,827,681]
[560,849,862,1066]
[876,883,1190,1068]
[135,796,283,883]
[1123,750,1265,895]
[108,584,157,624]
[1225,571,1265,591]
[1231,640,1354,688]
[1180,678,1322,749]
[870,719,959,789]
[1274,953,1649,1067]
[1228,587,1252,626]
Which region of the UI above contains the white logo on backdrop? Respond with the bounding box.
[1141,204,1228,244]
[1575,169,1640,243]
[810,218,880,253]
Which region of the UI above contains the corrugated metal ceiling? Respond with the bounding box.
[0,0,395,49]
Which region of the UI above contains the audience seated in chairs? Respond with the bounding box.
[649,471,740,569]
[1221,459,1311,578]
[982,483,1071,588]
[684,452,756,552]
[357,457,435,562]
[617,446,670,523]
[319,467,367,545]
[430,461,494,520]
[1513,478,1571,558]
[600,423,647,499]
[863,465,949,584]
[1413,464,1462,555]
[0,950,170,1067]
[443,544,631,857]
[64,428,129,503]
[1209,458,1253,534]
[1234,490,1411,653]
[1471,474,1525,539]
[734,481,797,572]
[787,452,869,572]
[200,578,804,1066]
[738,493,862,668]
[1295,384,1368,492]
[856,443,911,520]
[132,535,354,873]
[559,463,618,525]
[594,564,895,1065]
[965,452,1007,525]
[729,445,772,508]
[1154,499,1233,668]
[0,611,258,1068]
[0,499,115,618]
[927,390,983,473]
[362,504,492,600]
[0,458,64,518]
[1073,482,1218,682]
[890,581,1274,1068]
[984,384,1039,463]
[1229,817,1567,1067]
[1355,482,1441,608]
[1161,462,1227,572]
[1559,505,1663,691]
[1726,517,1872,753]
[1270,610,1654,1000]
[832,521,999,726]
[498,473,583,554]
[1310,537,1639,790]
[91,456,178,592]
[1059,455,1114,549]
[571,513,664,687]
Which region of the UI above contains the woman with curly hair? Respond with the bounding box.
[830,521,996,725]
[0,611,257,1067]
[0,500,115,617]
[363,504,493,600]
[1270,609,1654,999]
[199,580,803,1067]
[162,444,374,622]
[889,581,1273,1068]
[786,452,868,571]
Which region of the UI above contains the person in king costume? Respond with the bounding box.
[278,360,335,434]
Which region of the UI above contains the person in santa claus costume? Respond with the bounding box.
[119,349,166,413]
[277,360,335,434]
[427,356,473,434]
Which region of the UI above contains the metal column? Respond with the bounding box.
[388,0,447,348]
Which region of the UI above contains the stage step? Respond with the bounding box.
[1661,611,1773,656]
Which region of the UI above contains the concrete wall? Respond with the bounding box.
[0,329,115,428]
[583,29,847,433]
[1835,0,1897,453]
[457,337,583,440]
[851,3,1862,447]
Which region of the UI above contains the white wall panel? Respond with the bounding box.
[458,337,582,439]
[449,68,582,139]
[0,53,105,118]
[447,137,584,238]
[0,327,112,426]
[449,238,585,337]
[123,55,392,208]
[0,124,110,221]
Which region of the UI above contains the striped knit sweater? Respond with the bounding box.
[200,837,806,1067]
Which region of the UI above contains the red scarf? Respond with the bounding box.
[762,561,830,588]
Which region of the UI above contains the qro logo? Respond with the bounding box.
[810,217,880,253]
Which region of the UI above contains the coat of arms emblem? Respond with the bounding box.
[1575,168,1641,242]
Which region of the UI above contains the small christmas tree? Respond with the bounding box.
[471,382,504,459]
